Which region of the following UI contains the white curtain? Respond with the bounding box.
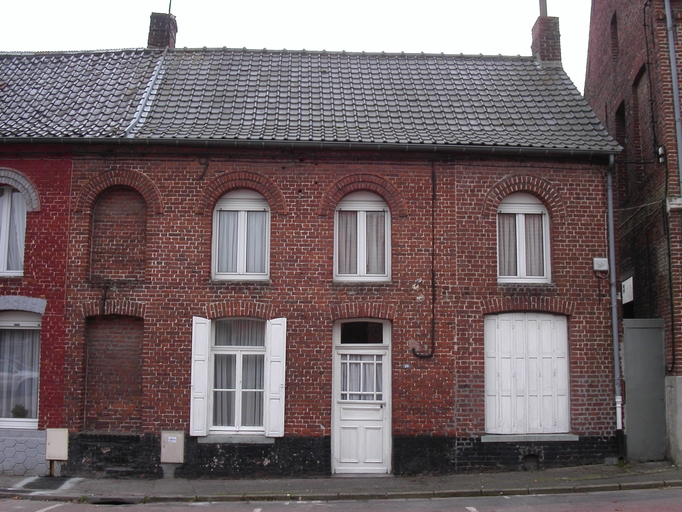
[338,211,357,274]
[341,354,382,401]
[213,354,236,426]
[246,211,267,273]
[215,319,265,347]
[498,213,517,276]
[217,211,238,273]
[0,329,39,419]
[525,214,544,276]
[241,354,264,426]
[366,212,385,274]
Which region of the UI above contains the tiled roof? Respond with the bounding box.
[0,48,620,153]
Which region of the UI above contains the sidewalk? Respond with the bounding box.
[0,461,680,504]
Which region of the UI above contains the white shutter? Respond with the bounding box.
[264,317,286,437]
[190,316,211,436]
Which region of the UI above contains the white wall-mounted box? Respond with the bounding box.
[161,431,185,464]
[46,428,69,461]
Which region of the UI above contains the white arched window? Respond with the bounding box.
[0,187,26,276]
[334,192,391,282]
[212,190,270,281]
[497,193,550,283]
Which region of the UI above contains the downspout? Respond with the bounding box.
[607,155,623,434]
[664,0,682,193]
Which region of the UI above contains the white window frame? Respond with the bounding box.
[484,312,569,435]
[0,186,27,277]
[497,193,550,284]
[212,190,270,281]
[0,311,41,429]
[334,192,391,282]
[190,316,286,438]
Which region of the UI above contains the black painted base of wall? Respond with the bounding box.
[393,435,620,475]
[63,433,619,478]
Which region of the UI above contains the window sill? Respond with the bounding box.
[481,434,579,443]
[212,277,271,284]
[198,435,274,445]
[0,418,38,429]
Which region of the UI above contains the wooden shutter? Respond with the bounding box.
[264,318,286,437]
[190,316,211,436]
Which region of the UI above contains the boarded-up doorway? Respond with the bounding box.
[623,319,666,461]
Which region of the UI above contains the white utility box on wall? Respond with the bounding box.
[46,428,69,461]
[161,431,185,464]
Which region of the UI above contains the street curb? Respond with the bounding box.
[0,477,680,503]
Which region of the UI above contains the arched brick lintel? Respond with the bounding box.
[481,297,575,316]
[482,174,566,219]
[196,172,287,216]
[331,302,396,321]
[205,301,273,320]
[74,170,164,214]
[0,168,41,212]
[82,299,147,319]
[0,296,47,314]
[317,174,408,218]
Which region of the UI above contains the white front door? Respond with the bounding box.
[332,320,391,474]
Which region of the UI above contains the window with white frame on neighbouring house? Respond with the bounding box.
[497,193,550,283]
[0,186,27,276]
[190,317,286,437]
[0,311,40,429]
[334,192,391,282]
[484,312,569,434]
[212,190,270,280]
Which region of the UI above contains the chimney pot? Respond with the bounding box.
[148,12,177,49]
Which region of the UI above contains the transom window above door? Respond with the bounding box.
[334,192,391,282]
[212,190,270,281]
[497,193,551,284]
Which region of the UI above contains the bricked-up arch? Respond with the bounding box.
[482,175,566,220]
[0,168,40,212]
[205,301,273,320]
[317,174,408,218]
[84,315,143,433]
[74,169,163,215]
[81,299,147,319]
[196,172,287,216]
[90,187,147,282]
[481,297,576,316]
[331,302,396,321]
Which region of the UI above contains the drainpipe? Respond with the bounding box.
[607,155,623,434]
[664,0,682,194]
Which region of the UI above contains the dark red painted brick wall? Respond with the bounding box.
[0,157,71,429]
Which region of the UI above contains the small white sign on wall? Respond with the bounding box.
[622,276,634,304]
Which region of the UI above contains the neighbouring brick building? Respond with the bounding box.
[585,0,682,464]
[0,12,621,477]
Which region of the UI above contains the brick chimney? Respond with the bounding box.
[147,12,177,49]
[532,16,562,67]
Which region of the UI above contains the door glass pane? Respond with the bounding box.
[340,354,383,401]
[340,322,384,344]
[245,211,267,273]
[338,211,357,274]
[217,211,238,273]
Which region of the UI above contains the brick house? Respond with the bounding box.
[0,12,621,477]
[585,0,682,464]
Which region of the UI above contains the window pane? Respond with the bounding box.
[7,190,25,272]
[498,213,517,276]
[213,354,236,426]
[525,214,545,276]
[217,211,238,273]
[0,329,39,419]
[214,319,265,346]
[245,211,267,273]
[241,354,264,427]
[338,211,357,274]
[213,390,235,426]
[366,211,386,274]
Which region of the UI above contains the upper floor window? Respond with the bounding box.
[497,193,550,284]
[213,190,270,281]
[334,192,391,282]
[0,187,26,276]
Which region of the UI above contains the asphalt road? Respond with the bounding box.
[2,487,682,512]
